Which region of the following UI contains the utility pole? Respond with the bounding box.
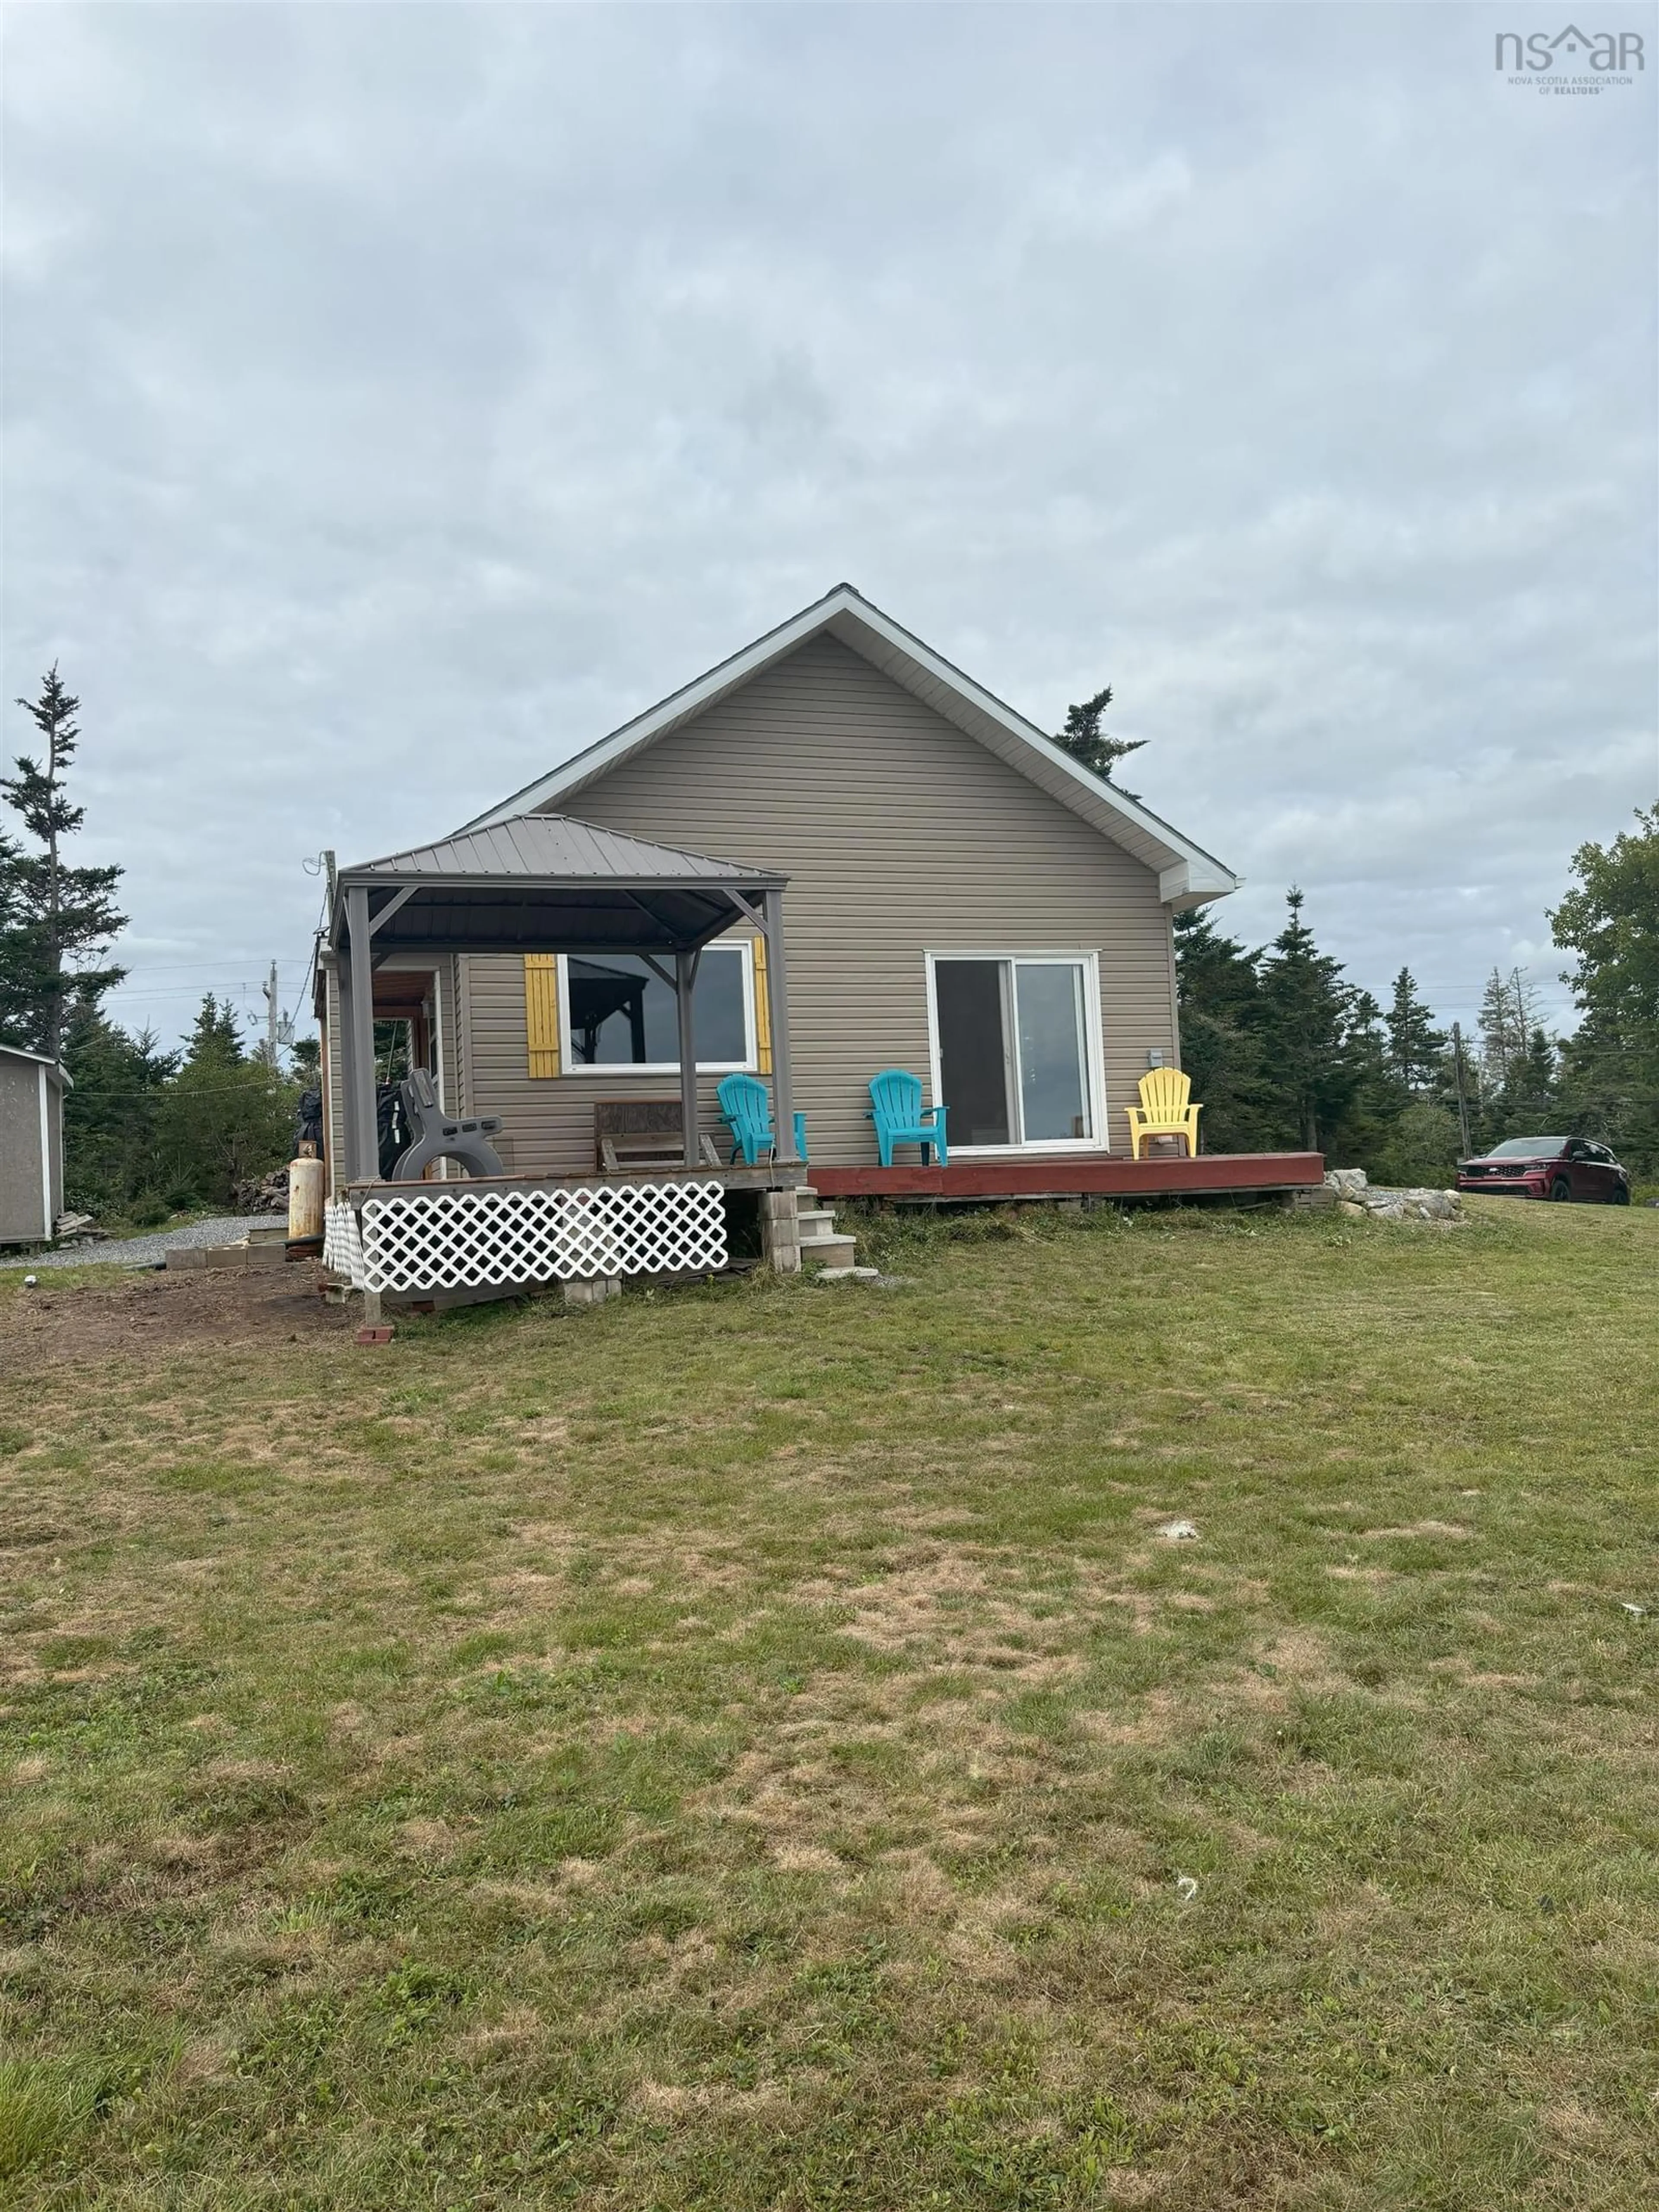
[261,961,280,1068]
[1450,1022,1472,1158]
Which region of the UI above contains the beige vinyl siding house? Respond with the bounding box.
[320,586,1236,1188]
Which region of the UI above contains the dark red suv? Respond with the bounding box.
[1456,1136,1632,1204]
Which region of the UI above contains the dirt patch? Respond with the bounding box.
[828,1549,1079,1667]
[0,1264,350,1370]
[1078,1688,1185,1747]
[773,1843,845,1875]
[1360,1520,1472,1541]
[1219,1628,1349,1710]
[456,2004,545,2061]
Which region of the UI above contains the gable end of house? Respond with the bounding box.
[463,586,1237,911]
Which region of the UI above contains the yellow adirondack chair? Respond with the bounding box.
[1125,1066,1201,1159]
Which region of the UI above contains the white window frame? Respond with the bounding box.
[555,942,757,1076]
[924,949,1107,1155]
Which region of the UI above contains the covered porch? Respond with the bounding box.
[322,815,805,1309]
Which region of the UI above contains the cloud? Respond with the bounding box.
[2,1,1653,1047]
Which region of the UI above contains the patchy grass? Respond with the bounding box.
[1,1198,1655,2209]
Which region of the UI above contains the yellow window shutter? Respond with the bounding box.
[524,955,560,1078]
[750,935,772,1075]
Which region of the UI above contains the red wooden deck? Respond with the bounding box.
[809,1152,1325,1202]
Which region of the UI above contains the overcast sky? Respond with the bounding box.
[4,2,1655,1051]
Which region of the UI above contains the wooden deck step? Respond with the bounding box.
[801,1232,858,1270]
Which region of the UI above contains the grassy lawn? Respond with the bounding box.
[2,1200,1655,2209]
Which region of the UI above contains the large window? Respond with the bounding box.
[928,954,1102,1150]
[559,945,754,1072]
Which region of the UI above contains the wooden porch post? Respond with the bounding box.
[332,961,354,1191]
[675,950,699,1169]
[763,887,798,1165]
[345,885,378,1186]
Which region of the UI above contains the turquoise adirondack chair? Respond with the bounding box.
[866,1068,948,1168]
[717,1072,808,1167]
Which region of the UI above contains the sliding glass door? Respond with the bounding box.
[931,955,1099,1150]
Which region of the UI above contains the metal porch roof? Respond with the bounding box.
[330,814,785,958]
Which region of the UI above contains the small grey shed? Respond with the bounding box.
[0,1044,70,1244]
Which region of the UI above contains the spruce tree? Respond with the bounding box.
[0,667,126,1057]
[1055,687,1146,782]
[184,994,247,1066]
[1477,967,1539,1093]
[1477,969,1514,1088]
[1494,1027,1560,1136]
[1384,968,1446,1092]
[1252,889,1374,1153]
[157,996,296,1208]
[1173,907,1266,1151]
[59,993,178,1216]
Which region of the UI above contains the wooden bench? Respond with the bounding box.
[594,1098,720,1174]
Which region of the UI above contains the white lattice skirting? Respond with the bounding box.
[325,1183,727,1295]
[323,1200,366,1288]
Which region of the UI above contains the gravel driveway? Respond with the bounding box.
[15,1217,276,1271]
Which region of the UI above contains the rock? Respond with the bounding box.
[1392,1189,1460,1222]
[1329,1175,1462,1224]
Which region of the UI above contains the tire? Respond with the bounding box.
[1549,1177,1573,1203]
[1612,1184,1631,1206]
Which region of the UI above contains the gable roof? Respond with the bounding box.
[463,584,1238,908]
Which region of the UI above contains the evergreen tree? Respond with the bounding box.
[1492,1026,1560,1137]
[0,828,32,1044]
[1326,986,1407,1165]
[185,993,247,1066]
[1173,907,1266,1152]
[1476,969,1514,1088]
[0,668,126,1057]
[156,996,296,1207]
[1055,687,1145,782]
[1369,1099,1463,1188]
[1477,966,1539,1092]
[59,993,178,1217]
[1252,889,1376,1154]
[1384,968,1446,1092]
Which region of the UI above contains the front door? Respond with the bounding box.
[931,955,1099,1151]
